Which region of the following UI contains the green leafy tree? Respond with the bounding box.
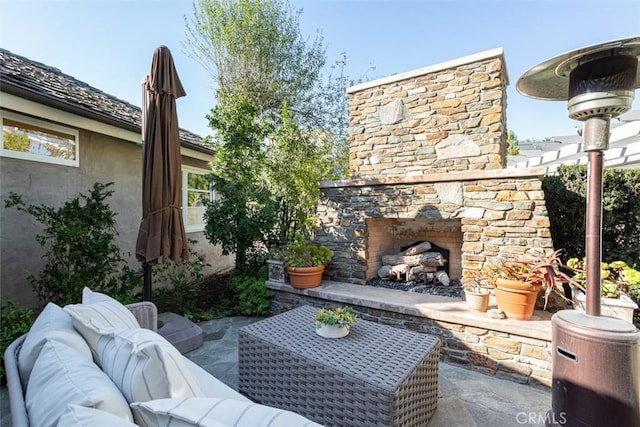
[543,165,640,266]
[265,104,343,243]
[185,0,325,115]
[187,0,357,272]
[507,130,520,156]
[203,93,278,271]
[5,182,140,306]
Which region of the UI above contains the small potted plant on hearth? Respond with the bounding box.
[314,306,358,338]
[282,240,333,289]
[481,249,575,320]
[462,275,493,312]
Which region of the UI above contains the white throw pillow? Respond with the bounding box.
[18,302,92,389]
[26,341,133,427]
[57,405,138,426]
[97,328,204,404]
[63,288,140,360]
[82,286,119,304]
[130,397,323,427]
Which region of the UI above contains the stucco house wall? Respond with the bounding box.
[0,49,233,308]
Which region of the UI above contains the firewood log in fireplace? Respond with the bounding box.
[377,264,412,282]
[400,241,432,256]
[434,270,450,286]
[415,269,451,286]
[378,245,449,284]
[381,252,445,267]
[409,265,437,281]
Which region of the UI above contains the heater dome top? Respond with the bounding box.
[516,36,640,101]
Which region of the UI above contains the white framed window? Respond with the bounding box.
[1,111,79,167]
[182,166,214,233]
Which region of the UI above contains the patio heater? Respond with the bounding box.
[517,37,640,427]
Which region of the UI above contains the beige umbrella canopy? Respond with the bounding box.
[136,45,189,301]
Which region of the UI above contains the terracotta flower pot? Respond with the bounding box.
[286,265,325,289]
[494,278,541,320]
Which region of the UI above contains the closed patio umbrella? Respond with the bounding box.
[136,45,189,301]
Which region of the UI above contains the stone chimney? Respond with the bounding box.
[347,48,508,178]
[315,48,554,286]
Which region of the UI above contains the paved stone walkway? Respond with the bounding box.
[1,316,552,427]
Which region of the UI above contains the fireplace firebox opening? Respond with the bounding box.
[365,218,462,282]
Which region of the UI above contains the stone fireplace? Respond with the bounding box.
[314,48,554,285]
[268,48,558,387]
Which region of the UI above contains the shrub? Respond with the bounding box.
[152,240,213,318]
[543,166,640,267]
[4,182,141,306]
[1,301,34,382]
[231,267,272,316]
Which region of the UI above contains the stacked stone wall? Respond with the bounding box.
[315,174,554,285]
[269,290,552,388]
[347,52,508,178]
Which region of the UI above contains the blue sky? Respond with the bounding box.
[1,0,639,141]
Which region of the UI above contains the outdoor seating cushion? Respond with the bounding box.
[181,357,250,402]
[129,397,323,427]
[96,328,204,404]
[17,302,92,389]
[26,340,134,427]
[82,287,122,304]
[57,405,138,427]
[64,288,140,360]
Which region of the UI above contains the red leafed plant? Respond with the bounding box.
[482,249,578,310]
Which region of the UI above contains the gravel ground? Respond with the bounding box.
[367,277,463,298]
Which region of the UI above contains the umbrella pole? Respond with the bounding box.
[143,263,152,301]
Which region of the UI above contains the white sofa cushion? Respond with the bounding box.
[96,328,204,404]
[18,302,92,389]
[57,405,138,426]
[26,340,134,427]
[182,357,250,402]
[130,397,323,427]
[63,288,140,360]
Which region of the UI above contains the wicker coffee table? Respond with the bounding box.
[238,305,441,427]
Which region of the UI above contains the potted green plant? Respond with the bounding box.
[314,306,357,338]
[567,258,640,323]
[462,277,492,312]
[282,241,333,289]
[481,250,575,320]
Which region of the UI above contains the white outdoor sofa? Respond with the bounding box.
[4,288,322,426]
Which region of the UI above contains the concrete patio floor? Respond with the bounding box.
[1,315,552,427]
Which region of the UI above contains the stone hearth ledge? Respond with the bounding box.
[266,280,552,341]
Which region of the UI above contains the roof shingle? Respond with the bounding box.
[0,48,212,153]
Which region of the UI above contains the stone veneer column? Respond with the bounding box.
[347,48,508,178]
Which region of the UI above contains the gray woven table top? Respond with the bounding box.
[239,305,440,391]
